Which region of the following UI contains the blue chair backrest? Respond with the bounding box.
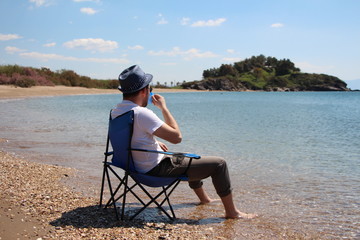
[108,110,136,171]
[108,110,187,187]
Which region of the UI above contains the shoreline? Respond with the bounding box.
[0,85,204,99]
[2,85,352,100]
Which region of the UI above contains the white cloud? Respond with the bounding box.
[0,34,22,41]
[29,0,53,7]
[191,18,226,27]
[224,49,242,62]
[180,17,191,26]
[271,23,284,28]
[148,47,217,60]
[222,57,242,62]
[73,0,101,2]
[128,45,144,50]
[5,46,26,54]
[43,42,56,47]
[19,51,129,63]
[157,13,168,25]
[80,7,98,15]
[29,0,46,7]
[63,38,118,52]
[157,18,168,25]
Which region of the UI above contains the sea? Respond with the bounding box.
[1,91,359,239]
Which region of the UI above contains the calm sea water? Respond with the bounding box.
[1,92,359,239]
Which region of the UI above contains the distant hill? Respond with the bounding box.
[182,55,350,91]
[0,64,172,89]
[0,65,118,89]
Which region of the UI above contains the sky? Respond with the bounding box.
[1,0,360,89]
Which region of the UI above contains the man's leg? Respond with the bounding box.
[220,192,257,219]
[148,156,257,218]
[187,156,257,219]
[193,186,215,204]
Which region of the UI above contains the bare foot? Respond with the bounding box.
[226,211,258,219]
[198,198,220,205]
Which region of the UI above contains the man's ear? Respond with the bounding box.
[140,87,148,96]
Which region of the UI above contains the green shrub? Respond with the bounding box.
[15,77,36,88]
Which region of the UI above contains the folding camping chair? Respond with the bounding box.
[99,110,201,220]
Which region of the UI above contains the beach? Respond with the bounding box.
[1,85,357,239]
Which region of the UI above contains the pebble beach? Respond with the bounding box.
[0,150,223,240]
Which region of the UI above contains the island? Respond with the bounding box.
[181,55,349,91]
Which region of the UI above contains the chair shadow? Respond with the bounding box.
[50,203,224,229]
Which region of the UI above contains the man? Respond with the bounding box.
[112,65,256,219]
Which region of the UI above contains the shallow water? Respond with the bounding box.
[1,92,359,239]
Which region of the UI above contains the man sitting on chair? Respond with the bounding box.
[111,65,257,219]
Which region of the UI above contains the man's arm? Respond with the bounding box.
[152,94,182,144]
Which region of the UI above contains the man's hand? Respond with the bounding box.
[152,94,168,111]
[158,141,169,152]
[152,94,182,144]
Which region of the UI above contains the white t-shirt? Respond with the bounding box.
[111,100,164,173]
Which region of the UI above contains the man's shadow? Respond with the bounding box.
[50,203,224,229]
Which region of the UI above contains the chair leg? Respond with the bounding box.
[105,166,146,207]
[102,166,148,220]
[105,166,119,220]
[111,182,144,207]
[129,179,180,221]
[99,163,107,207]
[120,172,130,220]
[159,180,181,219]
[162,186,176,219]
[159,179,181,206]
[105,167,127,208]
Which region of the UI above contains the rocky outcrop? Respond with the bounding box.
[182,78,248,91]
[265,85,349,92]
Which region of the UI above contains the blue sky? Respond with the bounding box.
[1,0,360,89]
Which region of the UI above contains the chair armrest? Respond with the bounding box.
[104,151,114,156]
[130,148,201,159]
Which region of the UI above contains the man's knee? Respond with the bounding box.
[189,180,203,189]
[216,157,227,171]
